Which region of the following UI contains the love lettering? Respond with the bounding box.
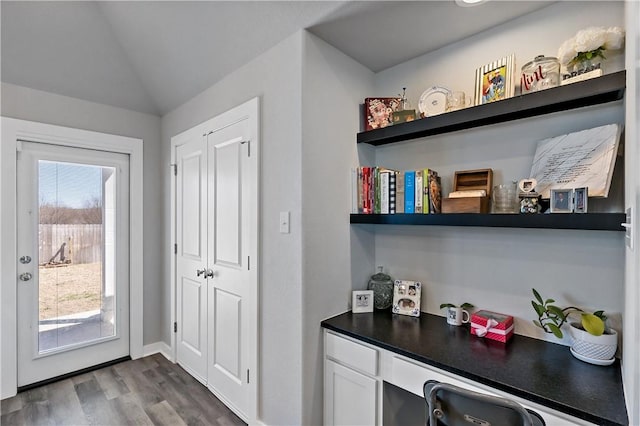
[521,65,546,91]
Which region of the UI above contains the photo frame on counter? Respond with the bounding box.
[474,54,515,105]
[392,280,421,317]
[352,290,374,313]
[550,188,574,213]
[574,187,588,213]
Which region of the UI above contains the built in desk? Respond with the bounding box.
[321,310,627,426]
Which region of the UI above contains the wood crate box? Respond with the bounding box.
[441,169,493,213]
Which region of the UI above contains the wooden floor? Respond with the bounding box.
[1,353,246,426]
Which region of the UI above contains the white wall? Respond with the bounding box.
[300,32,375,425]
[367,1,626,345]
[161,33,304,425]
[0,83,164,345]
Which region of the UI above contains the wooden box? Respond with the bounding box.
[441,169,493,213]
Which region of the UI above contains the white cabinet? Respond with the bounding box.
[324,332,380,425]
[325,359,378,426]
[323,329,595,426]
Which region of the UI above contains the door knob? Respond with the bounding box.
[205,269,216,279]
[19,272,33,281]
[19,255,32,264]
[196,268,207,277]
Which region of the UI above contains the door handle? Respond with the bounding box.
[205,269,216,279]
[196,268,207,277]
[19,272,33,281]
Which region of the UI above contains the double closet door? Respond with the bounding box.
[173,99,258,422]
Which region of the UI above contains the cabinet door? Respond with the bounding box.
[325,359,377,426]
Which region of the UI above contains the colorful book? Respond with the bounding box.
[373,167,381,214]
[422,168,430,214]
[428,170,442,214]
[405,171,415,213]
[396,172,405,214]
[415,170,423,214]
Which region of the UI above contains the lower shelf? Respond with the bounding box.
[350,213,625,231]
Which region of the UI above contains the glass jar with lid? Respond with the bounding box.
[368,266,394,310]
[520,55,560,94]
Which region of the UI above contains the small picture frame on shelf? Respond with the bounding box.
[364,97,403,131]
[550,188,574,213]
[352,290,374,313]
[574,187,588,213]
[474,54,516,106]
[392,280,421,317]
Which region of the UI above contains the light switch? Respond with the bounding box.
[279,211,290,234]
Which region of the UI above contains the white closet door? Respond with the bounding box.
[175,128,208,383]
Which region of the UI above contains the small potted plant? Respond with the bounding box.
[440,302,474,326]
[531,288,617,364]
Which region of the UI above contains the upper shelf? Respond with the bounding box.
[357,70,626,146]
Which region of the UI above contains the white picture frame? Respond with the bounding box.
[550,188,574,213]
[392,280,421,317]
[352,290,374,313]
[574,187,588,213]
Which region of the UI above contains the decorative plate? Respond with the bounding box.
[418,86,451,117]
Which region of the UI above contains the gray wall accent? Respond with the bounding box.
[1,82,164,345]
[161,33,304,425]
[300,32,374,425]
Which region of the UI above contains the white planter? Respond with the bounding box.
[569,322,617,361]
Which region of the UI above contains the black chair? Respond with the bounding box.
[423,380,546,426]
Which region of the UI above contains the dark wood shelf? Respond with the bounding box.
[350,213,625,231]
[357,70,626,146]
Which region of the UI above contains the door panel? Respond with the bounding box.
[17,142,129,386]
[207,118,252,417]
[213,287,241,380]
[175,130,208,383]
[213,141,242,267]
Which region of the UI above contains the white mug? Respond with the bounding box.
[447,307,470,326]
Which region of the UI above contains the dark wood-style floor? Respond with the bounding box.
[1,353,246,426]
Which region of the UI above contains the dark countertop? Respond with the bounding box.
[321,310,628,426]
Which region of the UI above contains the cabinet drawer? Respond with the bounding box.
[326,332,378,376]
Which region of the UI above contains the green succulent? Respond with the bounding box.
[440,302,474,309]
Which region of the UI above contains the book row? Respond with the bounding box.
[351,167,442,214]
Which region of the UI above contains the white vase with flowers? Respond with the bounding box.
[557,26,625,79]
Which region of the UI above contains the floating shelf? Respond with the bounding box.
[350,213,626,231]
[357,70,626,146]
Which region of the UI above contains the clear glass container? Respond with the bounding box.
[521,55,560,94]
[368,266,394,310]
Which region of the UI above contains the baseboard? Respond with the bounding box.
[142,342,173,361]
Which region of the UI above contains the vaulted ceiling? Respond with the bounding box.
[1,1,553,117]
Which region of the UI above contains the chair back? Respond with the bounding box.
[423,380,546,426]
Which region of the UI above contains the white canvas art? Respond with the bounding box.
[530,124,621,199]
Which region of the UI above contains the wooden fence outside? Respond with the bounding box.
[39,224,102,265]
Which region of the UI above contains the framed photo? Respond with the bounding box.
[352,290,374,313]
[364,97,403,131]
[474,54,516,105]
[574,187,588,213]
[392,280,421,317]
[550,188,574,213]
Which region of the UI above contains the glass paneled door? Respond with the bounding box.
[17,141,130,387]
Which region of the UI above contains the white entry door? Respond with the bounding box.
[172,98,259,422]
[16,141,130,386]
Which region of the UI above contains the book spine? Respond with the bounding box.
[374,167,381,214]
[357,167,364,213]
[389,172,396,214]
[405,171,415,213]
[380,172,389,214]
[429,170,442,214]
[363,167,370,214]
[396,172,405,214]
[415,170,423,214]
[422,168,430,214]
[368,167,375,214]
